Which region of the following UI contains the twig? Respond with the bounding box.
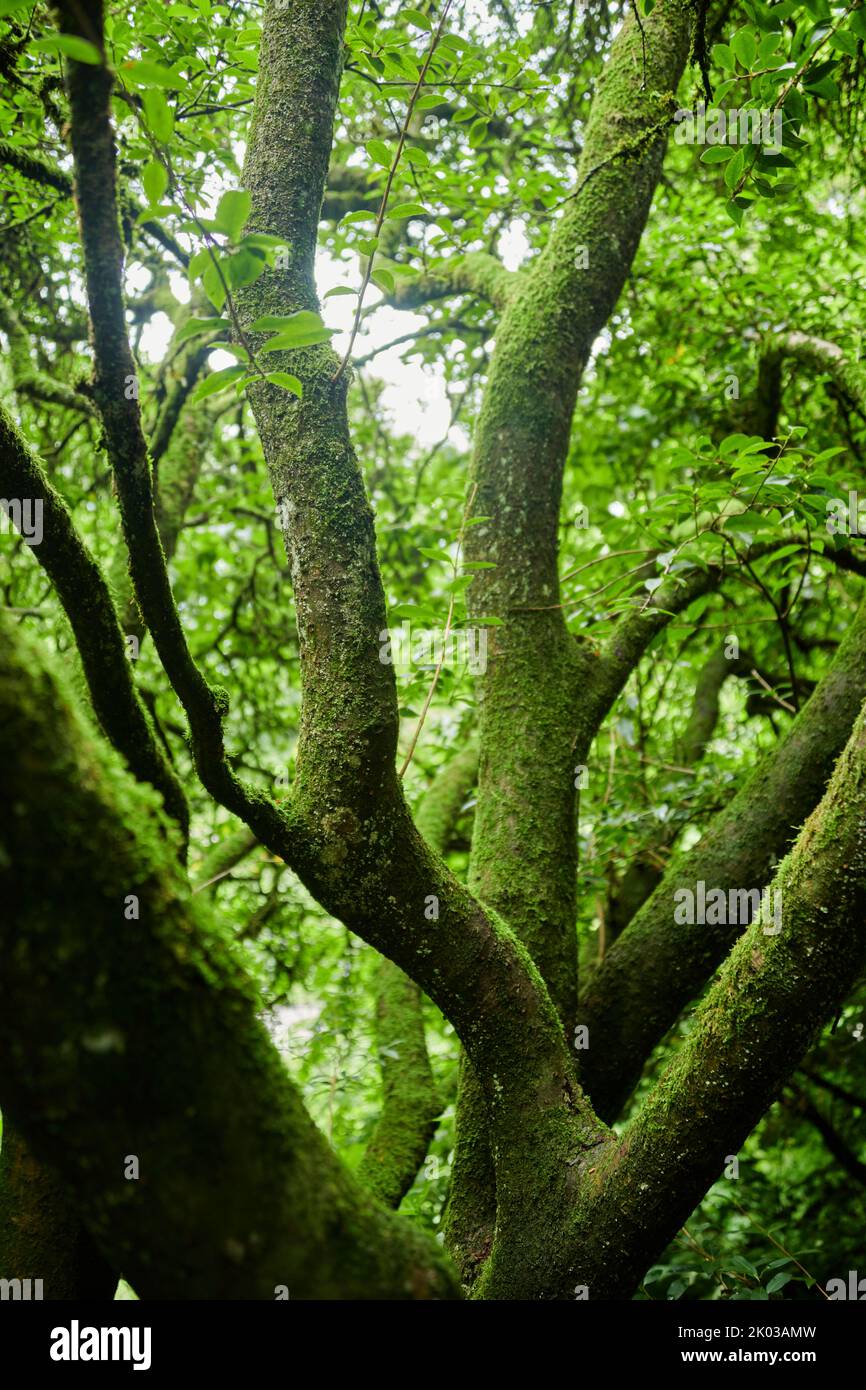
[398,481,477,778]
[333,0,455,381]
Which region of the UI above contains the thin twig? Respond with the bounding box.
[333,0,454,381]
[398,481,477,778]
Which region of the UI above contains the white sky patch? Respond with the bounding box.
[139,312,175,364]
[319,251,466,449]
[498,220,530,271]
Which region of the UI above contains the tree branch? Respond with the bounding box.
[0,403,189,841]
[578,595,866,1121]
[0,616,459,1299]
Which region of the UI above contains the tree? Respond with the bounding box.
[1,0,866,1301]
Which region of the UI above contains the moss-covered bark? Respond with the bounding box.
[0,617,459,1299]
[385,253,518,313]
[357,961,442,1209]
[0,1119,116,1300]
[448,0,695,1277]
[235,2,612,1300]
[0,403,188,841]
[578,596,866,1121]
[561,691,866,1298]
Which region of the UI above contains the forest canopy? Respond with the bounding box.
[1,0,866,1306]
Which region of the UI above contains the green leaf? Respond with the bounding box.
[804,77,838,100]
[830,30,858,59]
[122,60,186,88]
[758,32,781,63]
[250,310,326,333]
[187,247,210,287]
[403,8,433,29]
[142,88,174,144]
[213,190,251,243]
[238,232,289,251]
[32,34,102,64]
[720,433,757,457]
[174,316,230,345]
[252,310,334,351]
[263,371,303,397]
[366,139,391,168]
[190,364,247,401]
[0,0,37,17]
[701,146,735,163]
[225,248,266,290]
[724,148,746,190]
[262,328,334,352]
[731,28,758,68]
[142,160,169,206]
[324,285,358,298]
[202,258,226,310]
[712,42,735,70]
[386,202,428,220]
[371,267,395,293]
[468,119,489,147]
[206,342,248,362]
[340,209,376,225]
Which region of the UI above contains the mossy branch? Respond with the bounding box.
[578,595,866,1121]
[0,616,460,1299]
[53,0,301,862]
[576,689,866,1298]
[0,402,189,842]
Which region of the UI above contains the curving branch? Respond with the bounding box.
[567,690,866,1297]
[0,616,459,1300]
[381,252,519,313]
[235,0,610,1300]
[53,0,296,860]
[0,403,189,841]
[446,0,697,1288]
[760,330,866,417]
